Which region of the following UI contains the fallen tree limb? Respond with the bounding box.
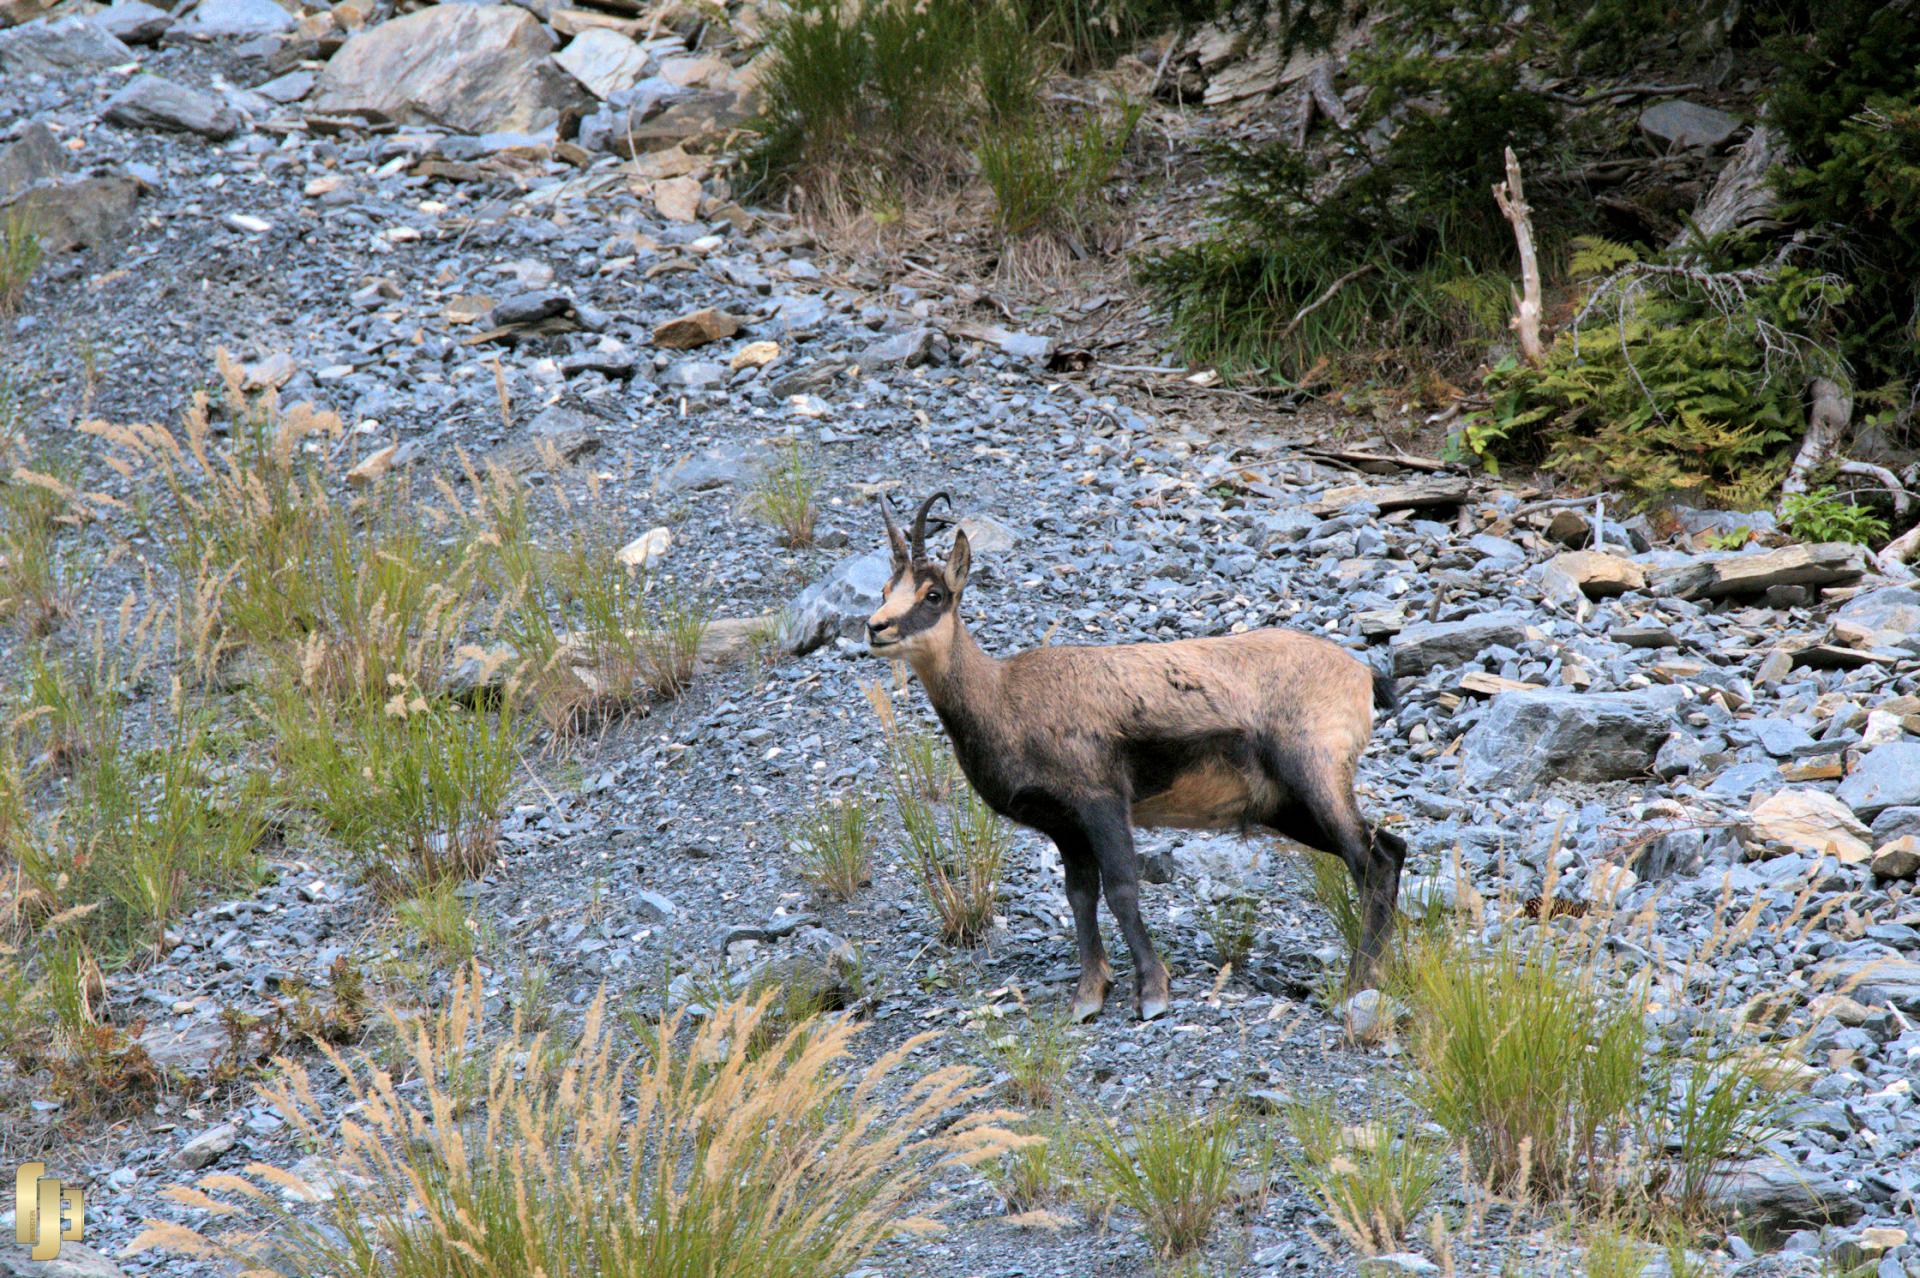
[1492,146,1545,366]
[1307,61,1351,130]
[1670,125,1785,252]
[1879,521,1920,579]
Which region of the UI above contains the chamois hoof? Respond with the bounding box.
[1071,975,1111,1023]
[1136,969,1171,1021]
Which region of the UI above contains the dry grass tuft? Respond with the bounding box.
[132,965,1031,1278]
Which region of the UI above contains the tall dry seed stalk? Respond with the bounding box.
[132,965,1030,1278]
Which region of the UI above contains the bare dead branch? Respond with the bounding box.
[1492,146,1545,366]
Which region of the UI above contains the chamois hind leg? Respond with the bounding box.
[1261,755,1401,991]
[1082,799,1170,1021]
[1053,835,1112,1022]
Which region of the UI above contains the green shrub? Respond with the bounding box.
[1780,486,1890,544]
[1468,251,1846,507]
[1143,50,1570,383]
[1765,1,1920,390]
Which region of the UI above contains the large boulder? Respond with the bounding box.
[782,549,892,655]
[1389,614,1531,677]
[1837,743,1920,820]
[311,6,587,135]
[103,75,239,139]
[1460,688,1681,791]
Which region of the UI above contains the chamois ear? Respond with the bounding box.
[945,527,971,594]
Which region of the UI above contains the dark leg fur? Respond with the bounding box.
[1054,835,1112,1022]
[1081,800,1170,1020]
[1259,748,1403,991]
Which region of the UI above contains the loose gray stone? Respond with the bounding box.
[0,17,131,75]
[859,326,935,368]
[93,1,172,45]
[172,0,294,38]
[1640,99,1744,150]
[653,444,769,494]
[1707,1154,1864,1231]
[1461,688,1682,791]
[0,1235,130,1277]
[4,173,140,254]
[1837,744,1920,820]
[1389,614,1531,677]
[1871,807,1920,846]
[176,1121,238,1169]
[0,121,68,203]
[104,76,241,140]
[783,548,892,655]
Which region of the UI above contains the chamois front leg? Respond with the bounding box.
[1057,843,1112,1022]
[1083,800,1170,1021]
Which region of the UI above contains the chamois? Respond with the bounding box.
[867,493,1405,1022]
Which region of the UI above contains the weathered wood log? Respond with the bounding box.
[1669,124,1785,251]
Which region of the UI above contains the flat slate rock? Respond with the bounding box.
[103,74,240,139]
[1653,542,1869,600]
[1308,475,1470,515]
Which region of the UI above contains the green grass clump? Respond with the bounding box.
[271,686,516,897]
[1087,1095,1254,1260]
[1202,891,1261,971]
[746,0,1039,204]
[0,204,41,315]
[133,969,1029,1278]
[744,439,820,549]
[978,1002,1078,1108]
[0,461,85,637]
[8,651,268,960]
[1282,1093,1443,1255]
[789,795,872,901]
[977,102,1142,240]
[895,783,1008,946]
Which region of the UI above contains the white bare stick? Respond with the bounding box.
[1835,460,1912,521]
[1880,521,1920,571]
[1782,377,1853,498]
[1492,146,1545,367]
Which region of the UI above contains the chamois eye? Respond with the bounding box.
[925,589,945,606]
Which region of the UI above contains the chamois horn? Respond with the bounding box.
[880,494,909,564]
[911,491,950,562]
